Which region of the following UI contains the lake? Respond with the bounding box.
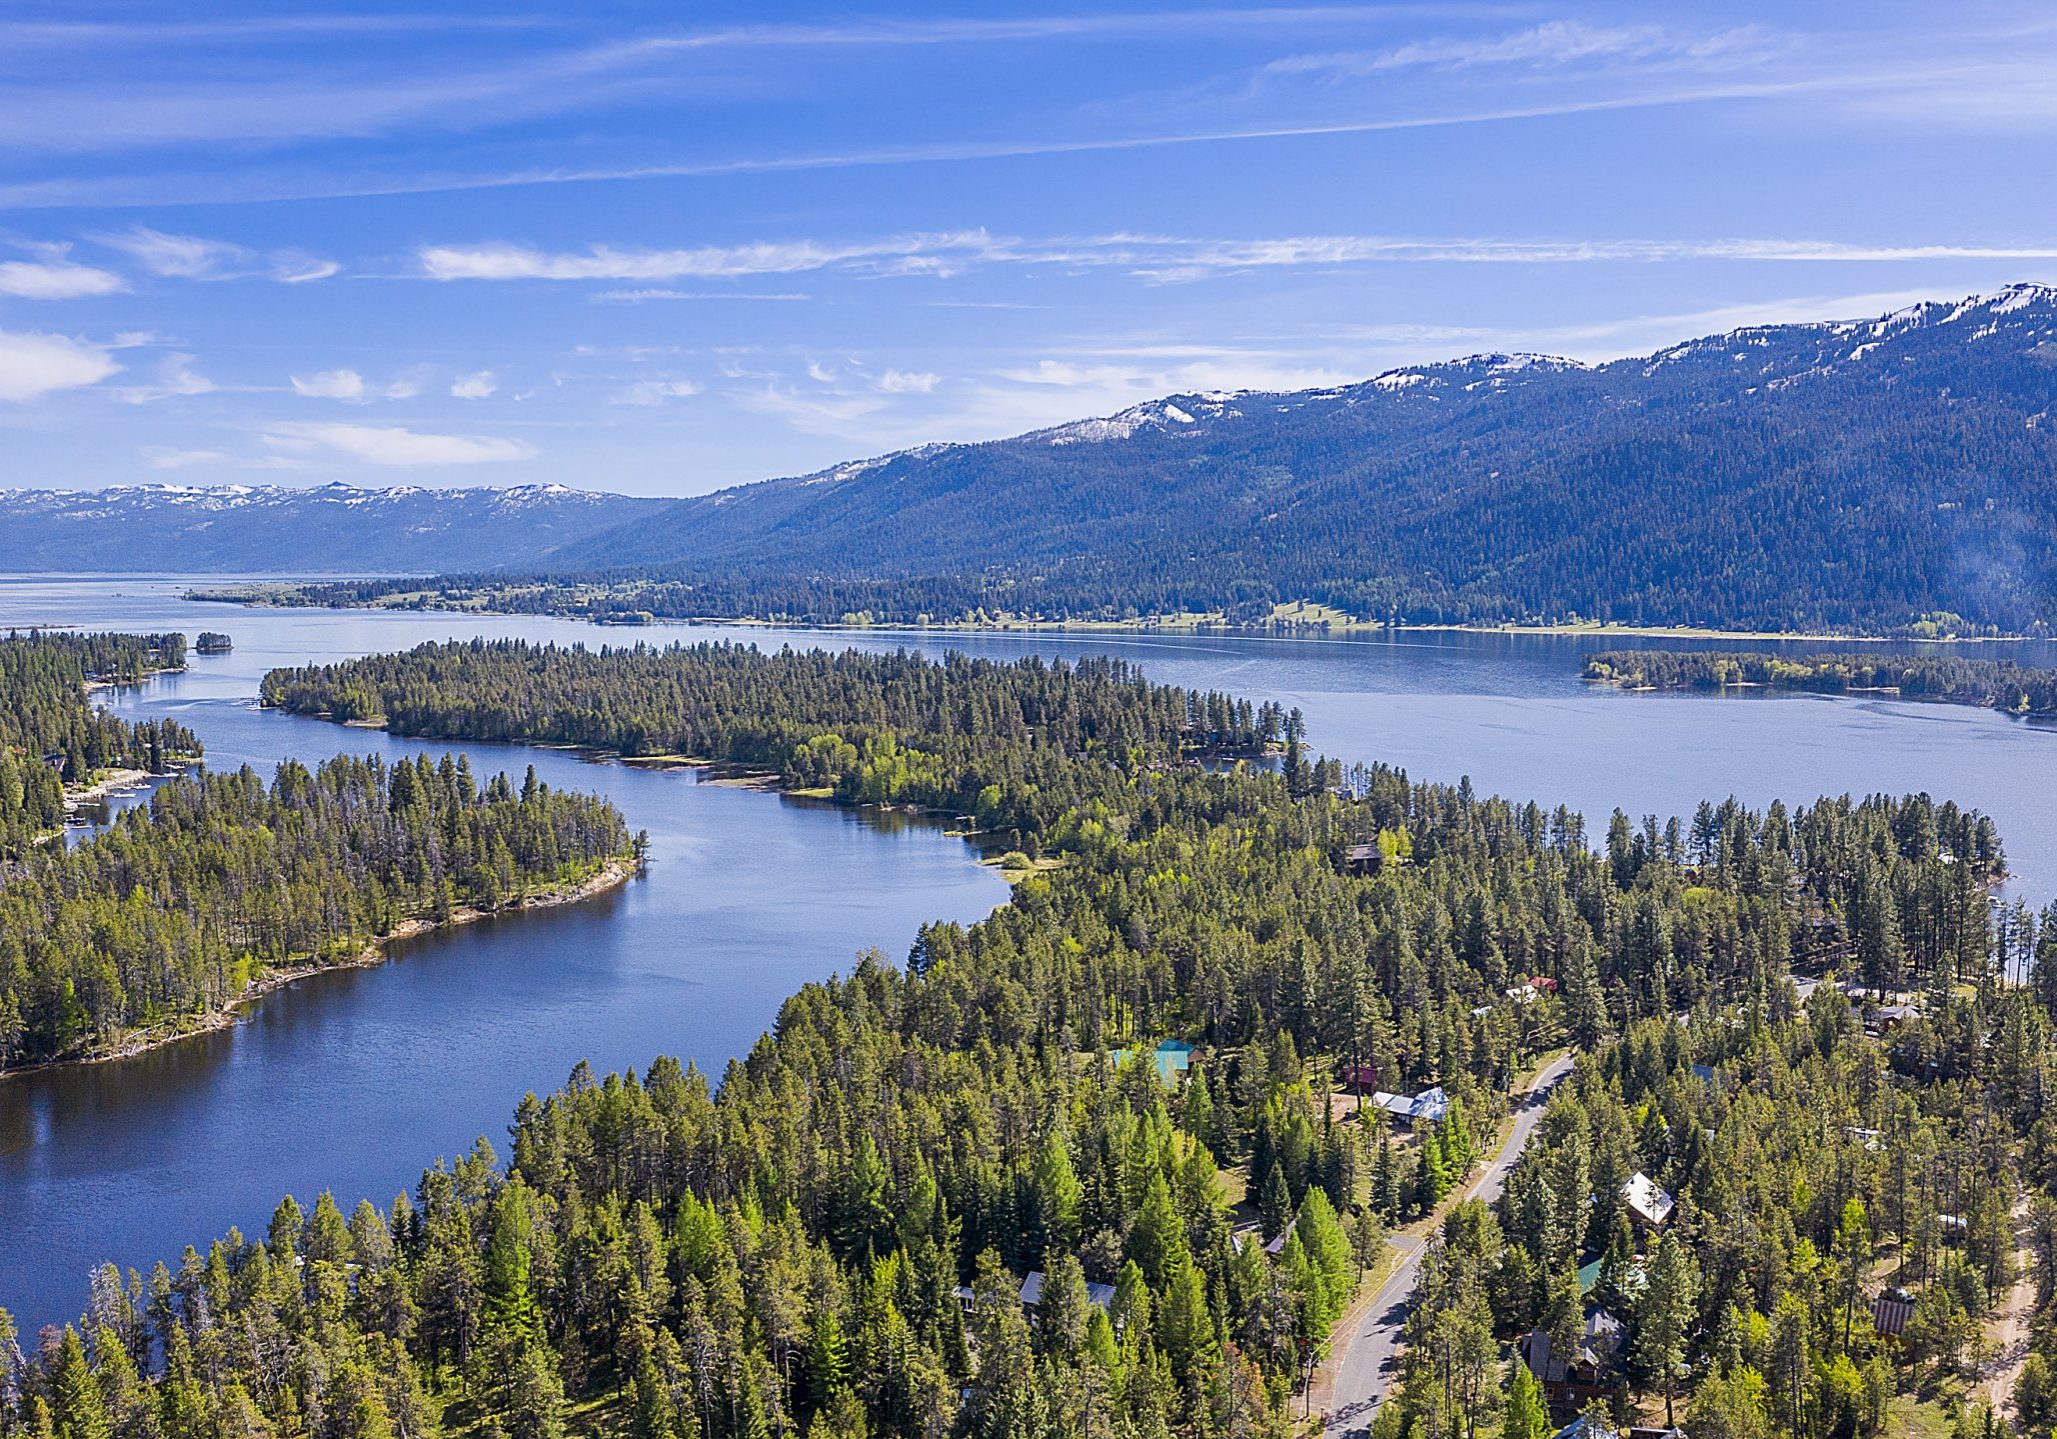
[3,576,2055,1335]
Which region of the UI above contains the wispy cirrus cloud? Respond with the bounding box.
[419,232,995,282]
[415,228,2057,290]
[95,226,337,282]
[615,379,703,406]
[140,446,227,469]
[264,421,535,467]
[1263,20,1778,83]
[451,371,498,400]
[117,351,214,404]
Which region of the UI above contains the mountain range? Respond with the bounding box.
[544,283,2057,633]
[0,482,660,574]
[10,285,2057,632]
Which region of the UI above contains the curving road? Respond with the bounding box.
[1322,1054,1578,1438]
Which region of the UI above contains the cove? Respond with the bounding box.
[0,581,1010,1337]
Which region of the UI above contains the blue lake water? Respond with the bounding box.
[2,576,2053,1335]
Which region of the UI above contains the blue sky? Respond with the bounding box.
[4,1,2057,496]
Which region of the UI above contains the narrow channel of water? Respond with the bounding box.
[4,576,2055,1335]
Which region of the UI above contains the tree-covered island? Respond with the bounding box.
[1584,649,2057,716]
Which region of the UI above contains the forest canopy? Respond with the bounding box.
[1584,649,2057,715]
[0,640,1980,1437]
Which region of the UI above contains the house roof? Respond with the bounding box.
[1020,1270,1116,1309]
[1106,1040,1193,1083]
[1370,1085,1450,1123]
[1624,1171,1676,1228]
[1554,1419,1622,1439]
[1872,1290,1915,1337]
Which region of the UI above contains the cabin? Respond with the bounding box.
[958,1271,1119,1319]
[1520,1308,1626,1403]
[1369,1084,1450,1129]
[1020,1269,1117,1313]
[1872,1287,1915,1340]
[1623,1172,1675,1232]
[40,751,67,775]
[1336,1062,1380,1094]
[1344,842,1384,876]
[1869,1003,1919,1036]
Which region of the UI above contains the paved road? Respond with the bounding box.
[1322,1054,1577,1438]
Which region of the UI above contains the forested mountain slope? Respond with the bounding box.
[547,285,2057,633]
[0,483,660,573]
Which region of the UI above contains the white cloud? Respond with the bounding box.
[291,368,367,400]
[141,446,227,469]
[96,226,337,283]
[264,421,535,467]
[382,379,421,400]
[590,288,811,303]
[451,370,498,399]
[0,329,119,401]
[1266,21,1774,82]
[616,379,704,406]
[419,231,993,282]
[733,385,891,434]
[876,368,941,393]
[805,359,839,383]
[0,256,125,299]
[117,351,214,404]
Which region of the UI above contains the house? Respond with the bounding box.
[1369,1084,1450,1129]
[1019,1270,1117,1312]
[1506,976,1558,1003]
[1343,842,1384,876]
[1336,1062,1380,1094]
[1627,1429,1690,1439]
[1870,1003,1919,1035]
[1845,1127,1885,1152]
[1106,1039,1195,1085]
[1872,1287,1915,1339]
[1624,1172,1675,1232]
[1521,1308,1627,1402]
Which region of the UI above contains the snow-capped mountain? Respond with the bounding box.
[546,285,2057,632]
[0,482,662,573]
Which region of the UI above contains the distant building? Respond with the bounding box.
[1624,1172,1676,1232]
[1873,1287,1916,1339]
[1106,1039,1195,1085]
[1336,1062,1380,1093]
[1369,1084,1450,1128]
[1522,1308,1627,1403]
[1554,1419,1621,1439]
[1020,1270,1117,1312]
[1343,842,1384,876]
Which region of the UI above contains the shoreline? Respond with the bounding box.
[194,591,2046,646]
[0,855,640,1081]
